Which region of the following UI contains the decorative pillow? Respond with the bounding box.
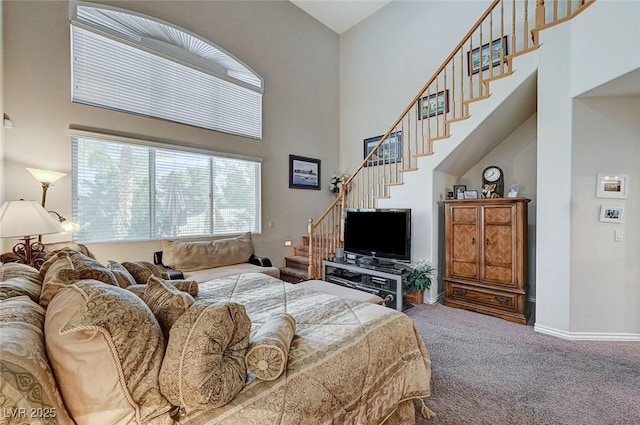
[39,251,75,308]
[0,263,43,303]
[169,279,199,297]
[126,284,147,298]
[142,276,195,338]
[159,300,251,411]
[0,262,41,282]
[45,282,173,425]
[122,261,168,284]
[0,296,75,425]
[161,232,255,272]
[107,260,137,288]
[246,313,296,381]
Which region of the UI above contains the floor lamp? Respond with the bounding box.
[0,200,64,268]
[26,167,69,242]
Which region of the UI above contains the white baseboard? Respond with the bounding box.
[425,291,445,305]
[534,324,640,341]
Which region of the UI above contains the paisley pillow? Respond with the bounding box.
[159,300,251,411]
[122,261,168,284]
[142,276,195,338]
[107,260,137,288]
[246,313,296,381]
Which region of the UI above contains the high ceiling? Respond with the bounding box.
[290,0,391,34]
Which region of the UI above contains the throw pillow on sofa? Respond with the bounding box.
[0,296,75,425]
[45,281,173,425]
[39,251,74,308]
[159,300,251,411]
[161,232,255,272]
[0,263,42,303]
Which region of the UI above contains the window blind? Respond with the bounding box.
[72,135,261,243]
[71,25,262,139]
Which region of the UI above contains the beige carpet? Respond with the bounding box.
[406,303,640,425]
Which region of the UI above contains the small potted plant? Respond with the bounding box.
[404,259,435,305]
[329,172,349,195]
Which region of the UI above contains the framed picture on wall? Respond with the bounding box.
[599,206,623,223]
[363,132,402,167]
[596,173,628,199]
[289,155,321,190]
[418,90,449,119]
[467,36,508,75]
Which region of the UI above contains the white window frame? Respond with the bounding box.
[70,130,262,244]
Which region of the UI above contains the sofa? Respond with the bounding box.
[0,237,432,425]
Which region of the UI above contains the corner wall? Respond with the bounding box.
[570,96,640,335]
[3,0,340,264]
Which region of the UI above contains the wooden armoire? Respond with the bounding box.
[443,198,530,324]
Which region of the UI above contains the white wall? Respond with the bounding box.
[2,0,340,264]
[461,114,537,299]
[0,0,4,206]
[570,96,639,335]
[339,0,491,176]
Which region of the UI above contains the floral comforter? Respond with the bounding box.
[182,272,431,425]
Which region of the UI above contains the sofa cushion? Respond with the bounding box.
[246,313,296,381]
[159,300,251,411]
[45,281,173,425]
[142,276,195,338]
[122,261,168,284]
[0,296,75,425]
[162,232,255,272]
[0,263,42,302]
[108,260,137,288]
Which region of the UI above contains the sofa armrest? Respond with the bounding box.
[153,251,185,280]
[249,254,273,267]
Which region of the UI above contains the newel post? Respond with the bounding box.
[307,218,315,278]
[535,0,546,28]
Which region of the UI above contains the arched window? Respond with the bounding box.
[70,2,263,139]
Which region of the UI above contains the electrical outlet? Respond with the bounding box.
[284,240,292,247]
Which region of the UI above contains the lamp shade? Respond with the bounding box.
[26,168,66,184]
[0,200,64,238]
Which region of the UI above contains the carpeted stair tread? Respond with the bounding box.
[279,266,308,278]
[286,255,309,267]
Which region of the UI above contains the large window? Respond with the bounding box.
[72,134,261,243]
[70,2,263,139]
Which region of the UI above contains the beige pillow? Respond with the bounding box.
[0,296,75,425]
[159,300,251,411]
[162,232,255,271]
[45,282,173,425]
[170,279,199,297]
[0,263,43,302]
[142,276,195,338]
[122,261,167,284]
[246,314,296,381]
[39,251,75,308]
[107,260,137,288]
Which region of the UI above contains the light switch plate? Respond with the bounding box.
[614,230,623,242]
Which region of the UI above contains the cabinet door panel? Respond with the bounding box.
[482,206,515,286]
[449,205,479,280]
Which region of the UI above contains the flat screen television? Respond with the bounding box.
[343,208,411,262]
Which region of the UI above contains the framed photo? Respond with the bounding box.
[453,185,466,200]
[289,155,321,190]
[364,131,402,167]
[463,190,479,199]
[596,173,628,199]
[467,36,508,75]
[418,90,449,119]
[599,206,623,223]
[454,185,466,199]
[507,184,519,198]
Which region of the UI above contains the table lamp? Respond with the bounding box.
[0,200,64,268]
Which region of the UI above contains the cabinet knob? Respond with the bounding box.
[453,288,467,296]
[495,296,508,304]
[471,237,475,246]
[486,238,490,247]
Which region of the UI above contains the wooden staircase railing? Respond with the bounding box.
[308,0,595,279]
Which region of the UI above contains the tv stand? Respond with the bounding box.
[322,259,410,311]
